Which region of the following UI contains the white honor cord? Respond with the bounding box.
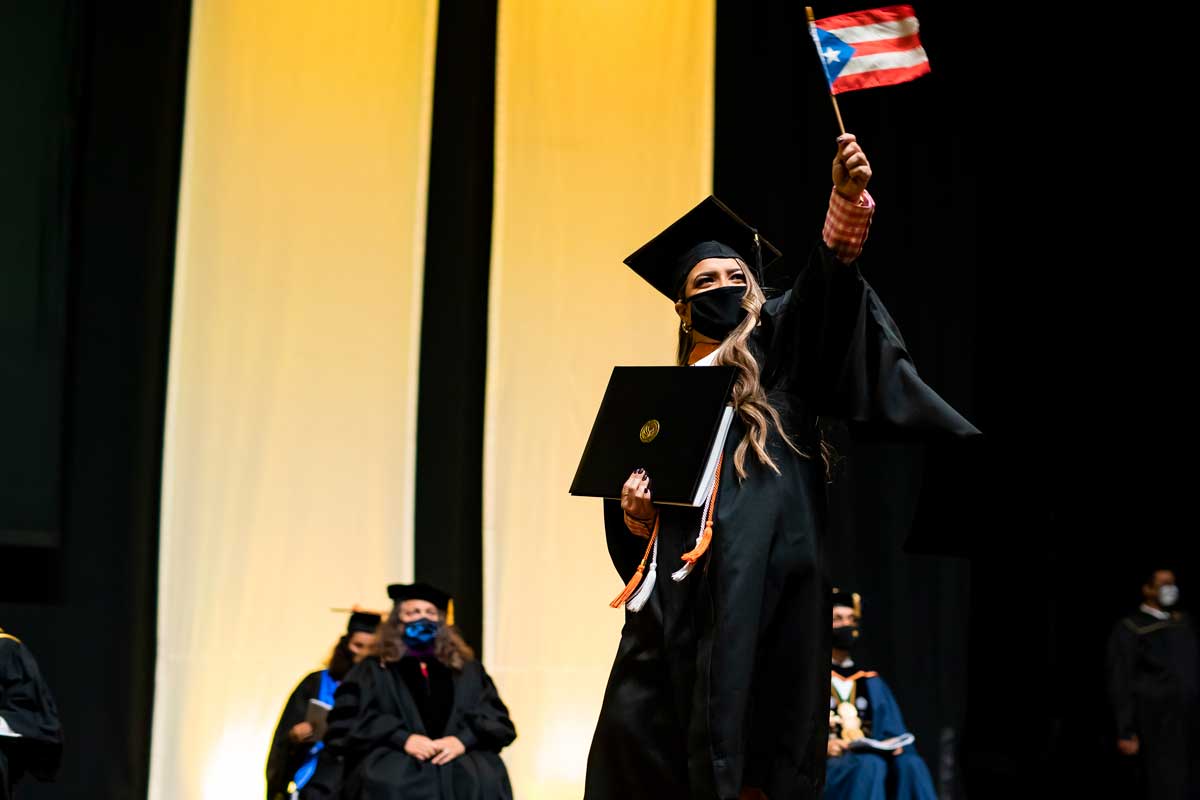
[625,531,658,612]
[673,348,720,583]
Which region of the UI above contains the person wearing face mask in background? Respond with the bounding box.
[824,588,936,800]
[1106,568,1198,800]
[325,583,516,800]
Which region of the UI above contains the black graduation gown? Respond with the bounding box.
[326,656,516,800]
[393,658,455,740]
[0,633,63,800]
[585,245,978,800]
[267,670,345,800]
[1106,610,1199,800]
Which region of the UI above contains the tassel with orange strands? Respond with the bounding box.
[680,521,713,564]
[680,453,722,564]
[610,515,660,608]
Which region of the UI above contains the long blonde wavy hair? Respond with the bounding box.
[676,260,810,480]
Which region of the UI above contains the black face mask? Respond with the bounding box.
[686,285,748,340]
[832,625,861,652]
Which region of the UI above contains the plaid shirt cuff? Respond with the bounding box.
[822,188,875,263]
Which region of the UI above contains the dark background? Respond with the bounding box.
[0,2,192,797]
[0,3,76,550]
[716,1,1190,798]
[1,1,1186,798]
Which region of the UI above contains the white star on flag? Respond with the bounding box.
[822,46,841,64]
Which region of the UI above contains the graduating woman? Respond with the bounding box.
[325,583,516,800]
[267,609,382,800]
[584,134,979,799]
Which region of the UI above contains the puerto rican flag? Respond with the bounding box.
[809,5,930,95]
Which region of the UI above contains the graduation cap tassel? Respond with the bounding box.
[625,534,658,613]
[672,453,723,581]
[670,561,695,583]
[680,522,713,564]
[752,231,763,284]
[610,516,660,608]
[679,453,723,564]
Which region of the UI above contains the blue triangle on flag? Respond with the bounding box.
[815,28,856,83]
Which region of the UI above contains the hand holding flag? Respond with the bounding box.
[833,133,871,201]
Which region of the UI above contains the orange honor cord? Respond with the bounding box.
[680,453,722,563]
[610,515,660,608]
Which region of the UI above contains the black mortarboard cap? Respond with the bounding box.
[387,582,455,625]
[831,587,863,618]
[387,582,451,611]
[347,610,382,635]
[329,605,386,633]
[623,196,783,301]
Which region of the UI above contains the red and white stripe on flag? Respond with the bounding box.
[812,5,930,95]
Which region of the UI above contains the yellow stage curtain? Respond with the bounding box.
[149,3,438,797]
[484,2,715,796]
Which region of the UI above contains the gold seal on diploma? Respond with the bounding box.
[639,419,661,443]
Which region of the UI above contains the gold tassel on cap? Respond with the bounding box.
[446,598,455,627]
[329,604,388,616]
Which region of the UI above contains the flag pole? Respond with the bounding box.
[805,6,846,135]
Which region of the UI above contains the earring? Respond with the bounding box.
[681,321,692,334]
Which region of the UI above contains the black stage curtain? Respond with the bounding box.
[0,2,191,797]
[0,4,78,553]
[717,3,1191,798]
[716,1,982,795]
[413,0,499,654]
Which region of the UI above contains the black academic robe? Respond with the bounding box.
[393,658,455,740]
[326,656,516,800]
[1106,609,1199,800]
[0,632,63,800]
[267,670,344,800]
[585,245,978,800]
